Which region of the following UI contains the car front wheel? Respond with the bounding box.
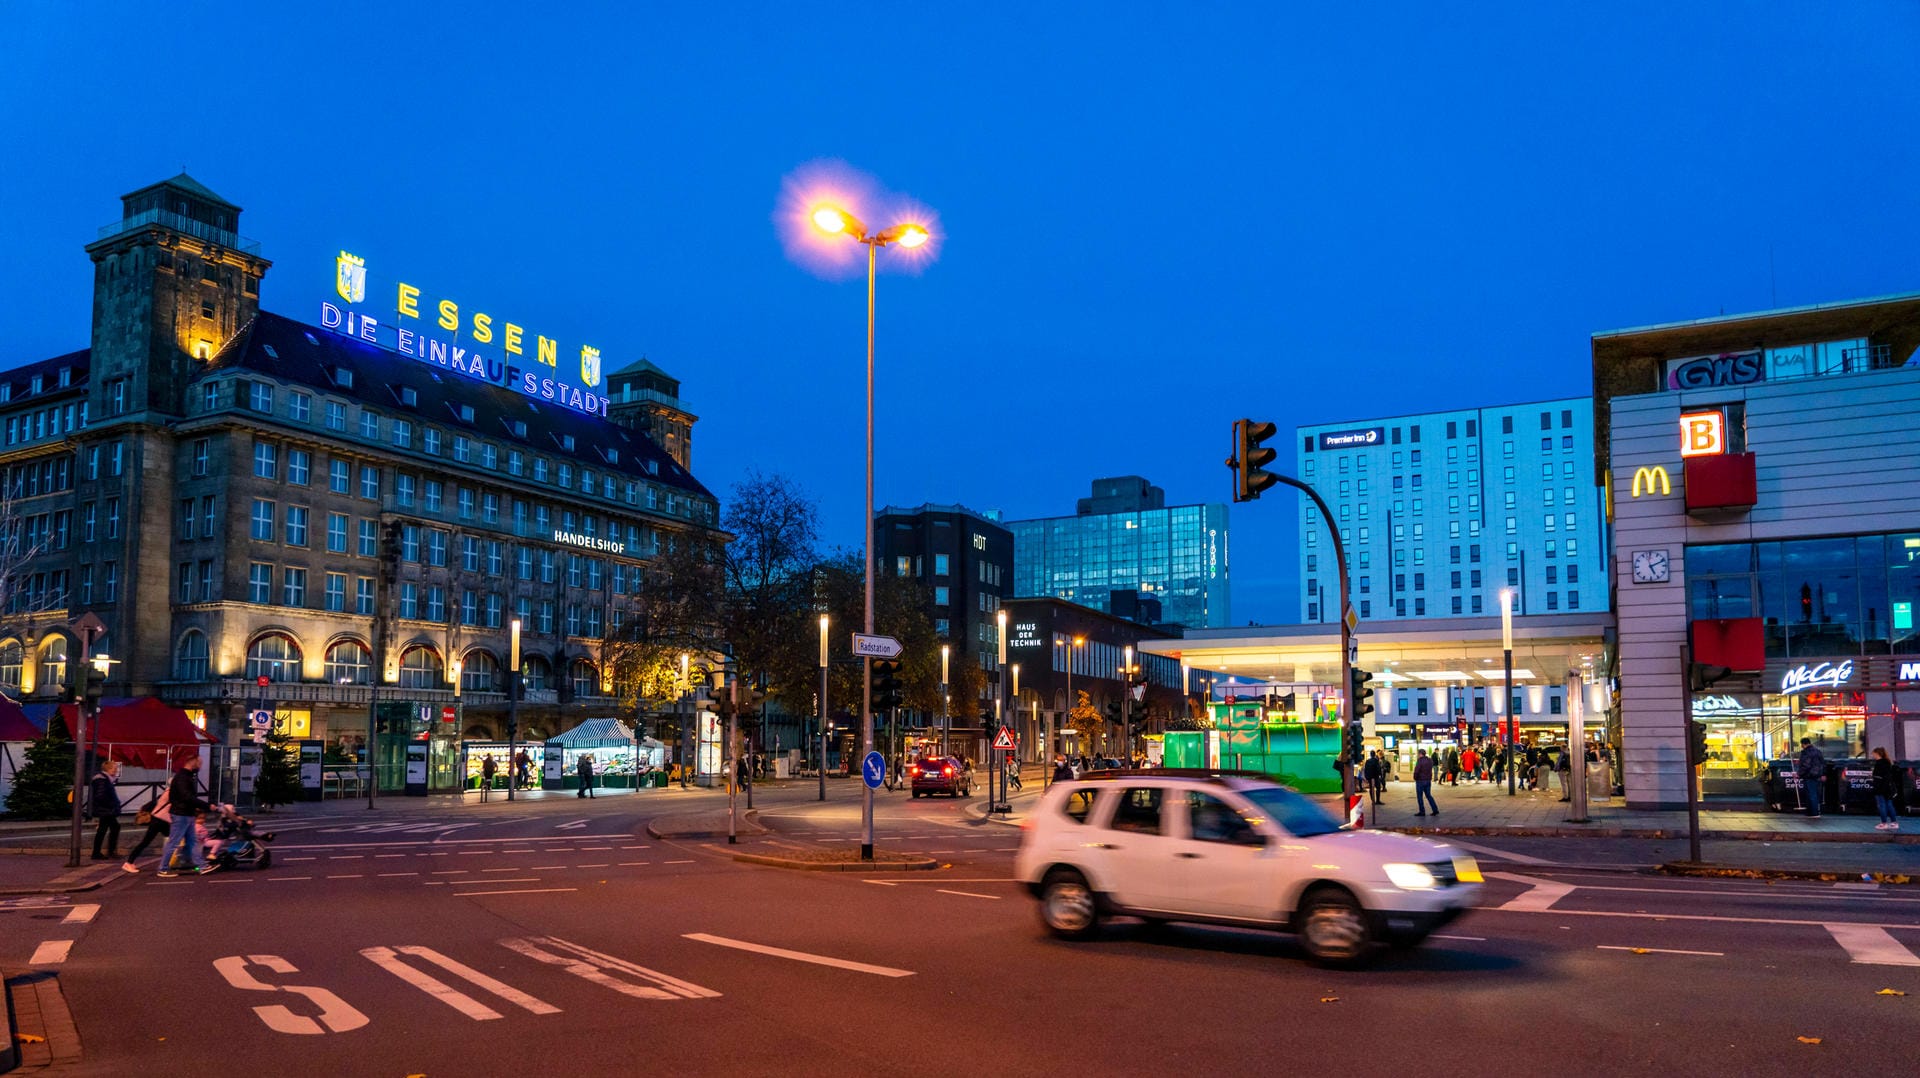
[1297,886,1373,966]
[1039,868,1100,940]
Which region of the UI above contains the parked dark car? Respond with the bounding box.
[909,756,972,798]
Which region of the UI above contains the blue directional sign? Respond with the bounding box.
[861,751,886,790]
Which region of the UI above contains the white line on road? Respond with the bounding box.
[532,865,567,870]
[362,945,561,1021]
[862,877,1014,886]
[439,878,540,885]
[1597,945,1724,957]
[431,870,469,875]
[1492,872,1576,912]
[326,874,364,879]
[454,887,578,897]
[582,846,611,851]
[684,933,914,978]
[328,855,364,860]
[1826,924,1920,966]
[62,904,99,924]
[618,862,649,866]
[936,890,1001,900]
[555,820,589,830]
[1446,840,1560,866]
[268,876,312,881]
[501,936,719,1000]
[665,860,694,864]
[580,864,608,868]
[1476,905,1920,931]
[1432,935,1486,941]
[378,872,418,877]
[29,940,72,964]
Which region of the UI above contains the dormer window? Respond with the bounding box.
[500,418,528,440]
[331,367,355,389]
[599,446,620,465]
[447,403,474,424]
[551,433,575,451]
[30,375,42,394]
[57,368,70,387]
[395,386,418,407]
[645,460,660,476]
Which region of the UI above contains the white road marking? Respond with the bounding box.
[1477,906,1920,931]
[442,878,540,885]
[274,835,605,851]
[326,874,363,880]
[582,846,611,851]
[1432,935,1486,941]
[684,933,914,978]
[861,877,1013,886]
[269,876,312,882]
[284,857,315,862]
[327,855,364,860]
[1445,840,1559,866]
[213,954,369,1035]
[936,889,1000,900]
[665,860,695,865]
[621,845,649,849]
[1492,872,1576,912]
[62,904,100,924]
[1826,924,1920,966]
[555,820,589,830]
[580,863,609,868]
[501,936,719,1000]
[483,867,526,872]
[375,854,406,859]
[362,945,560,1021]
[454,887,577,897]
[532,865,567,870]
[1832,882,1881,891]
[29,939,72,964]
[431,869,469,875]
[378,872,418,877]
[1597,945,1724,957]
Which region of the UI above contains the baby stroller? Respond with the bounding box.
[205,803,274,870]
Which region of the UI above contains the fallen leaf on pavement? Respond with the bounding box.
[1630,947,1650,954]
[1319,996,1339,1003]
[1796,1036,1822,1045]
[1875,989,1906,996]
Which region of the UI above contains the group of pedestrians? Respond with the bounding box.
[96,754,215,877]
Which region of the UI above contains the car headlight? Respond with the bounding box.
[1384,862,1438,890]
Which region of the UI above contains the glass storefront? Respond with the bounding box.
[1688,532,1920,658]
[1691,688,1866,798]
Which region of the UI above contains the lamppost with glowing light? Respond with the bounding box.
[939,643,950,757]
[810,200,930,861]
[1060,635,1085,761]
[818,614,829,803]
[1501,587,1516,797]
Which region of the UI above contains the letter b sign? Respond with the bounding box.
[1679,411,1725,458]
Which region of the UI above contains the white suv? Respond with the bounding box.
[1014,771,1483,965]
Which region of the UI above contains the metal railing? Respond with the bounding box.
[97,209,261,254]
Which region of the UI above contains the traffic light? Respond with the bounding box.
[1349,667,1375,722]
[82,663,105,706]
[1688,720,1708,766]
[871,660,903,712]
[1104,699,1122,727]
[1344,721,1364,762]
[1228,418,1279,502]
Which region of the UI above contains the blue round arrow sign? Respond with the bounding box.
[861,751,886,790]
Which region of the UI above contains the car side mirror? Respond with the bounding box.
[1237,830,1267,848]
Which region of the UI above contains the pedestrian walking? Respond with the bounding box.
[1005,751,1023,791]
[1556,746,1573,802]
[576,752,596,798]
[1870,747,1901,830]
[480,754,498,801]
[1413,749,1440,816]
[513,748,532,790]
[1052,754,1073,784]
[1461,746,1479,784]
[89,760,123,861]
[1362,750,1385,805]
[157,755,211,877]
[1444,746,1461,786]
[1796,737,1826,818]
[121,784,172,874]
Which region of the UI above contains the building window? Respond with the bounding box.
[521,655,550,693]
[324,572,346,612]
[248,383,273,413]
[198,559,213,601]
[253,441,277,479]
[934,586,950,606]
[393,419,413,448]
[396,647,441,690]
[934,553,950,576]
[358,519,377,557]
[325,640,371,684]
[285,506,309,547]
[571,660,598,698]
[282,567,307,606]
[287,449,310,485]
[174,631,209,681]
[328,459,349,493]
[177,561,195,602]
[355,577,374,615]
[361,410,381,439]
[396,474,415,508]
[251,499,275,541]
[246,633,301,681]
[288,392,311,423]
[191,439,209,477]
[423,428,441,456]
[325,401,346,432]
[399,582,418,618]
[360,465,380,500]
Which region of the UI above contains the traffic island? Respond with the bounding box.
[713,845,938,872]
[645,809,769,841]
[1658,861,1918,885]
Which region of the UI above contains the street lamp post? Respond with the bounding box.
[1062,635,1084,762]
[1121,644,1134,763]
[939,644,950,758]
[811,201,930,862]
[995,609,1009,812]
[1501,588,1516,797]
[505,619,521,801]
[818,614,829,803]
[678,652,691,789]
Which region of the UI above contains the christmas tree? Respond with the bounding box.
[3,715,74,820]
[254,728,301,809]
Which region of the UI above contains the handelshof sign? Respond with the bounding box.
[552,529,626,555]
[1319,427,1384,450]
[322,251,612,418]
[1779,660,1854,695]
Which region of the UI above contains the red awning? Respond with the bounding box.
[57,698,216,769]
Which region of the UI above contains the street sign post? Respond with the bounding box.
[861,750,886,790]
[851,633,902,659]
[249,709,272,731]
[440,705,457,724]
[993,727,1015,750]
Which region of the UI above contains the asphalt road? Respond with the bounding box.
[7,782,1917,1077]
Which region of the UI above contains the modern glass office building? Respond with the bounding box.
[1295,399,1607,625]
[1008,477,1229,630]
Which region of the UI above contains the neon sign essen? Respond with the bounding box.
[319,251,612,418]
[1779,660,1853,695]
[552,530,626,555]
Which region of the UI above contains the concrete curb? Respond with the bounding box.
[717,847,939,872]
[0,863,121,898]
[0,970,16,1075]
[1657,861,1919,886]
[645,809,768,842]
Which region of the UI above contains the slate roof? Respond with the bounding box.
[0,349,89,400]
[203,311,713,498]
[125,172,240,211]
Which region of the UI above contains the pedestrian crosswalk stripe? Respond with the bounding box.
[1827,924,1920,966]
[500,936,720,1000]
[362,945,560,1020]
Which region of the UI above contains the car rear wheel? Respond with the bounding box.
[1297,886,1373,967]
[1039,868,1100,940]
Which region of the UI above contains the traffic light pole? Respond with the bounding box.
[1264,475,1354,810]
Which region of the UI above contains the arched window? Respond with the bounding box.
[39,637,69,692]
[398,646,442,690]
[0,640,22,688]
[521,655,552,693]
[174,631,209,681]
[570,659,598,699]
[324,640,371,685]
[460,651,499,693]
[245,634,302,682]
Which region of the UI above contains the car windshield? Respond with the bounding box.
[1237,785,1342,838]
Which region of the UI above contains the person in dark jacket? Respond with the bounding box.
[1870,747,1901,830]
[1362,751,1385,805]
[1412,750,1439,816]
[1796,738,1827,818]
[89,760,123,860]
[576,753,596,798]
[157,755,211,876]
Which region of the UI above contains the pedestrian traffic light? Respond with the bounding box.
[1345,721,1364,762]
[82,663,105,706]
[1349,667,1375,721]
[871,660,903,712]
[1688,720,1707,766]
[1228,418,1280,502]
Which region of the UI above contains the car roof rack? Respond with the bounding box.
[1074,768,1268,784]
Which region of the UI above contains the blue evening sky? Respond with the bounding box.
[4,2,1916,624]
